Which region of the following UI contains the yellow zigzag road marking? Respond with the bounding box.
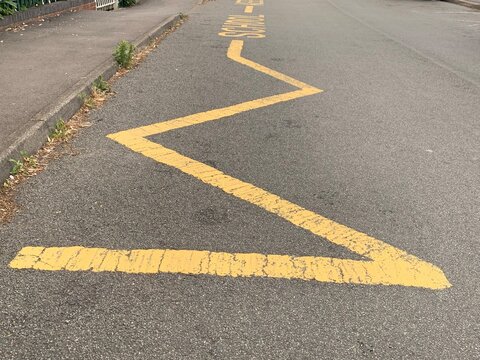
[10,40,450,289]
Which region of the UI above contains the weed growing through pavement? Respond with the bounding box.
[79,92,96,109]
[9,150,37,176]
[8,159,23,176]
[93,75,111,93]
[49,119,69,141]
[114,40,136,69]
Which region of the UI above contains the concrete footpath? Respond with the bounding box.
[0,0,197,182]
[444,0,480,10]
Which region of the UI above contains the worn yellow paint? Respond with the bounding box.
[10,40,451,290]
[219,15,266,39]
[236,0,263,5]
[9,246,448,289]
[244,5,254,13]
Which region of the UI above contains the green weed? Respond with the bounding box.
[119,0,136,7]
[0,0,17,19]
[9,150,36,176]
[114,40,136,69]
[9,159,23,176]
[79,92,96,109]
[93,75,111,93]
[49,119,69,141]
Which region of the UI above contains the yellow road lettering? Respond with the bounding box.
[244,5,254,13]
[219,15,266,38]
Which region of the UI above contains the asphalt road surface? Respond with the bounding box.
[1,0,479,358]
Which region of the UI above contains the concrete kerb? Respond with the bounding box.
[0,14,183,183]
[441,0,480,10]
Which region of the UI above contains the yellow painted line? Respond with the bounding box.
[7,246,447,288]
[236,0,263,5]
[10,40,451,290]
[104,41,320,141]
[244,5,254,13]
